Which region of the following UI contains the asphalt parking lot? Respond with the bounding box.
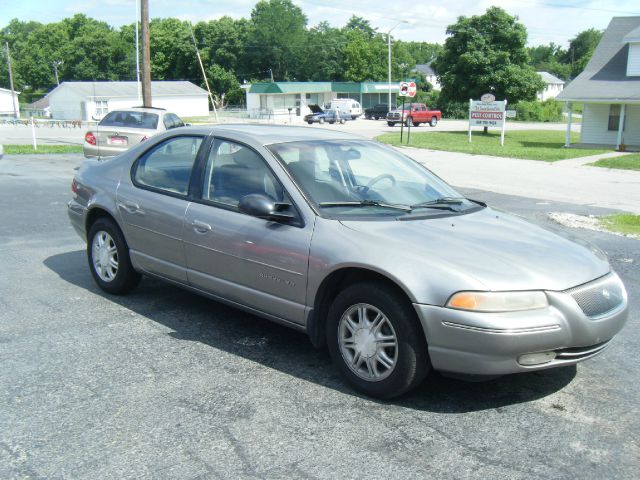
[1,154,638,479]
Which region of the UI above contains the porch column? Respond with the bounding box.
[616,104,626,150]
[564,102,573,147]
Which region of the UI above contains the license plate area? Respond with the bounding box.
[109,136,127,145]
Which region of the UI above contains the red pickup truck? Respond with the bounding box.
[386,103,442,127]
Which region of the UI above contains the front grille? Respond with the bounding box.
[387,112,401,120]
[564,273,624,318]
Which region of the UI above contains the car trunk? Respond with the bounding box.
[95,127,150,150]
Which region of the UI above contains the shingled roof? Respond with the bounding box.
[557,16,640,103]
[54,81,208,98]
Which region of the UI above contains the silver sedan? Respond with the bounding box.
[68,125,628,399]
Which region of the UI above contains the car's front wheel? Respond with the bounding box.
[87,218,140,294]
[387,122,395,127]
[327,282,430,399]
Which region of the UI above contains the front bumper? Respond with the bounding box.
[413,274,629,375]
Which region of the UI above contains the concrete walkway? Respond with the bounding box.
[401,147,640,214]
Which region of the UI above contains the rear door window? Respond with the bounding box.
[133,136,203,195]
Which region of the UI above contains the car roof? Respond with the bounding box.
[180,124,366,146]
[106,107,167,115]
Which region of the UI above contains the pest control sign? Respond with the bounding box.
[398,82,417,97]
[468,94,508,146]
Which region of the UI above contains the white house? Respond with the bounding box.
[414,62,441,90]
[47,81,209,120]
[558,16,640,150]
[536,71,565,101]
[0,87,20,117]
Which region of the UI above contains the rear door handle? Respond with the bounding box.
[191,220,212,234]
[118,201,144,214]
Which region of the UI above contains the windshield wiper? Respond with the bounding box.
[410,197,466,211]
[318,200,411,212]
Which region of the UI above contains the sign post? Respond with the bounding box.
[398,81,417,144]
[468,94,507,146]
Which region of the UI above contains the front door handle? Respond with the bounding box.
[191,219,212,234]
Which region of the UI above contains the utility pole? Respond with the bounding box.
[140,0,152,107]
[52,60,63,85]
[5,42,19,119]
[135,0,141,102]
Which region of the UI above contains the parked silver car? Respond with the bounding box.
[68,125,628,398]
[83,107,185,158]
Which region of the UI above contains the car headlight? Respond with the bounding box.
[446,291,548,312]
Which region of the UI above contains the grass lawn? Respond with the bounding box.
[601,213,640,237]
[3,144,83,154]
[590,154,640,171]
[377,130,610,162]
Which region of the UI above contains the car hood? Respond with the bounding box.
[340,207,610,292]
[308,104,324,114]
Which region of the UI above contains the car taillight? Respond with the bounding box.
[140,136,149,142]
[85,132,96,145]
[71,179,79,194]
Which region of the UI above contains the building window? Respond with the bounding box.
[608,104,626,131]
[95,100,108,117]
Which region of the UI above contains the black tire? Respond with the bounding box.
[326,282,430,399]
[387,122,395,127]
[374,116,379,120]
[414,123,421,127]
[319,118,325,124]
[430,116,438,127]
[307,121,313,125]
[340,119,346,124]
[87,217,141,294]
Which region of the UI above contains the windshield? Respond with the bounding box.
[99,111,159,129]
[268,140,480,218]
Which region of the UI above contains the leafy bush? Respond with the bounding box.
[515,99,563,122]
[440,101,468,119]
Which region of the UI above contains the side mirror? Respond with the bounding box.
[238,194,296,223]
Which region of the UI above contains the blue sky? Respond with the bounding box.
[2,0,639,46]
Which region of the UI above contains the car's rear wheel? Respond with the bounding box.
[387,122,395,127]
[374,116,379,120]
[430,116,438,127]
[87,218,140,294]
[327,282,430,399]
[414,123,421,127]
[340,119,346,124]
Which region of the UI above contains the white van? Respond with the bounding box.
[328,99,362,119]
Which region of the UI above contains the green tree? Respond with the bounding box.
[527,43,570,80]
[433,7,544,107]
[247,0,307,80]
[206,64,243,107]
[344,16,376,39]
[298,22,344,81]
[341,29,387,82]
[566,28,602,77]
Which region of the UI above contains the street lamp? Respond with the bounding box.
[388,20,408,112]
